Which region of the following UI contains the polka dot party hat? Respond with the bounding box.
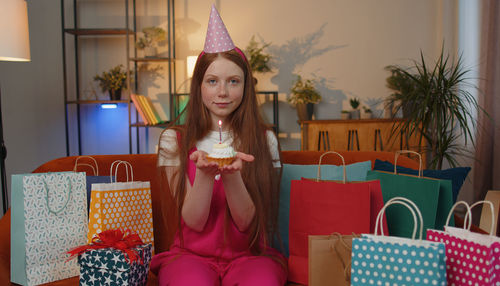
[203,4,236,53]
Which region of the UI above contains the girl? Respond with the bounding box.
[150,5,287,286]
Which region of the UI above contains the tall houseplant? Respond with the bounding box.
[288,75,321,121]
[385,47,484,169]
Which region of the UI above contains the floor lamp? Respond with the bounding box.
[0,0,31,214]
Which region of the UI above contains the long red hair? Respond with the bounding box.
[158,49,281,254]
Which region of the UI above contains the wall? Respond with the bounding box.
[173,0,458,150]
[0,0,462,213]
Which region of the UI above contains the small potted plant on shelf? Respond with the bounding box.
[361,106,373,119]
[349,97,361,119]
[136,26,167,57]
[341,110,350,120]
[245,35,272,87]
[288,75,321,121]
[94,65,129,100]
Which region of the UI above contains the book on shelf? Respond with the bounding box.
[137,95,157,125]
[144,95,165,124]
[130,94,150,125]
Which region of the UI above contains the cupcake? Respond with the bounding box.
[206,142,236,167]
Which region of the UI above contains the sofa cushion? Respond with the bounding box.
[373,159,471,202]
[277,161,372,257]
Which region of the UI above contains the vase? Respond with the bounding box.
[350,109,360,120]
[296,103,314,121]
[109,89,122,100]
[144,47,157,58]
[341,112,350,120]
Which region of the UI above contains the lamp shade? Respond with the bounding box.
[0,0,31,62]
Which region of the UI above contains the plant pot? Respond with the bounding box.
[296,103,315,121]
[341,113,350,120]
[350,109,360,119]
[109,89,122,100]
[360,112,372,119]
[144,47,157,58]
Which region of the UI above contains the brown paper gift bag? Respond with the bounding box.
[309,233,360,286]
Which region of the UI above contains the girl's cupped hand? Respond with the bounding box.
[219,152,254,174]
[189,151,219,176]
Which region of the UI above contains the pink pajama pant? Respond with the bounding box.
[155,253,287,286]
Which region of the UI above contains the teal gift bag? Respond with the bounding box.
[351,197,447,286]
[11,172,88,286]
[366,151,453,238]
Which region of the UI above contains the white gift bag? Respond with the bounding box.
[11,172,88,286]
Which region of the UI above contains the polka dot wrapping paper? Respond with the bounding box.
[427,227,500,285]
[87,181,154,252]
[350,234,447,286]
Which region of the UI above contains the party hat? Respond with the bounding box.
[203,4,236,53]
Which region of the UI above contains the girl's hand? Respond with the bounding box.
[189,151,219,176]
[219,152,255,174]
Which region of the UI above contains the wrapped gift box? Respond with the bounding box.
[78,244,152,286]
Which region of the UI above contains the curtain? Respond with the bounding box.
[472,0,500,221]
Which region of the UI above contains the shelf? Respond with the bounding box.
[130,122,170,128]
[64,28,133,36]
[66,100,129,104]
[129,57,173,62]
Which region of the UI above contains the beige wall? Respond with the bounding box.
[172,0,458,150]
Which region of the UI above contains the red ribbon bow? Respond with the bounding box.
[67,229,145,264]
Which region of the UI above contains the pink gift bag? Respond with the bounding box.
[427,200,500,285]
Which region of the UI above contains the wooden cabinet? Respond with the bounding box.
[299,119,426,161]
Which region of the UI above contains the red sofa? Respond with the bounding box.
[0,151,423,285]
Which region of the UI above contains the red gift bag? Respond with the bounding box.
[288,152,372,285]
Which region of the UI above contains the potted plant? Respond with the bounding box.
[385,47,485,169]
[349,98,361,119]
[245,35,272,86]
[136,26,166,57]
[361,106,373,119]
[341,110,350,120]
[288,75,321,121]
[94,65,129,100]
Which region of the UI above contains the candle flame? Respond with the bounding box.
[218,120,222,126]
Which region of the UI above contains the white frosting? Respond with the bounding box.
[208,142,235,158]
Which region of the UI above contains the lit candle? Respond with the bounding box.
[218,120,222,143]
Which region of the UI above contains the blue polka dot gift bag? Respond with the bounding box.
[427,201,500,286]
[351,197,447,286]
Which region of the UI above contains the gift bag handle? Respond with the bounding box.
[110,160,134,182]
[375,197,423,240]
[394,150,423,177]
[73,156,99,176]
[464,200,495,235]
[44,176,72,215]
[316,151,346,183]
[445,200,472,230]
[329,232,356,282]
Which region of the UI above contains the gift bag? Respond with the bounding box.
[366,150,453,238]
[305,151,388,235]
[309,233,360,286]
[88,160,154,250]
[351,197,447,286]
[288,151,372,285]
[427,200,500,285]
[73,156,113,214]
[11,172,88,286]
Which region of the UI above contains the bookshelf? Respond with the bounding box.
[61,0,176,155]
